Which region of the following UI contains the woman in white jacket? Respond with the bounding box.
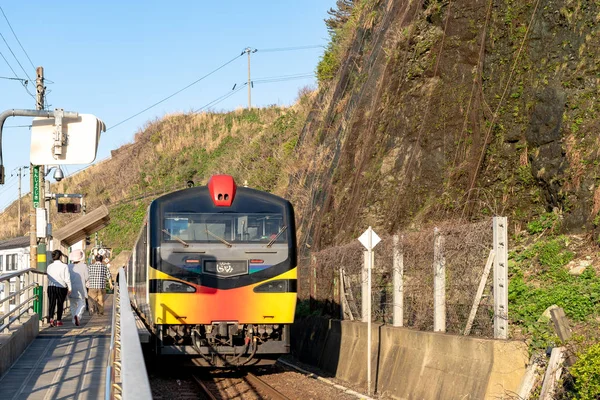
[46,250,71,326]
[68,249,89,327]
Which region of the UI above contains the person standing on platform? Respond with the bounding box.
[88,254,113,315]
[46,250,71,326]
[68,249,89,326]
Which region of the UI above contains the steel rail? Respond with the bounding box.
[192,374,219,400]
[245,372,291,400]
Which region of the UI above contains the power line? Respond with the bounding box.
[0,48,19,79]
[253,72,315,80]
[253,73,315,84]
[0,75,25,82]
[257,45,325,53]
[0,31,32,81]
[253,76,315,84]
[194,84,247,112]
[0,49,34,99]
[0,6,35,70]
[106,53,244,132]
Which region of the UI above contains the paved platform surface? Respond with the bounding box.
[0,295,113,400]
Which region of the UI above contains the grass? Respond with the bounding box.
[509,236,600,353]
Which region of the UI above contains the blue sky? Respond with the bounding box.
[0,1,335,212]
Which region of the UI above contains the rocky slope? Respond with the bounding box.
[289,0,600,251]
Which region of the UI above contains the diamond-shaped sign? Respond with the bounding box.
[358,226,381,250]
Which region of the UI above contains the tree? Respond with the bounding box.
[325,0,355,33]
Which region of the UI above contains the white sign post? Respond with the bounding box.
[358,226,381,396]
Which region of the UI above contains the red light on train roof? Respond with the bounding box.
[208,175,236,207]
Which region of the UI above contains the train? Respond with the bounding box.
[126,175,297,366]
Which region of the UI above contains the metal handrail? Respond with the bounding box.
[0,268,48,332]
[0,288,37,327]
[106,267,152,400]
[0,282,37,308]
[0,303,36,332]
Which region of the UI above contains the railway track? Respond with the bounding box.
[193,370,291,400]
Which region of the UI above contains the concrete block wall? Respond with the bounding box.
[292,317,529,399]
[0,315,39,378]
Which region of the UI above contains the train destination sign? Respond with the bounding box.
[204,260,249,277]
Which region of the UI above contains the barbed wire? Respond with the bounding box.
[300,219,495,337]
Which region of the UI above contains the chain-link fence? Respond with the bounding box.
[298,219,497,337]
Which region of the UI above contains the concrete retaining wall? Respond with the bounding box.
[0,314,39,378]
[292,318,528,399]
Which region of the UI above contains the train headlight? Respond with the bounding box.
[149,279,196,293]
[253,279,297,293]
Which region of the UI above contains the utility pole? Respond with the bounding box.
[243,47,257,108]
[30,66,44,270]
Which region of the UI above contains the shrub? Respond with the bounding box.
[570,343,600,399]
[317,43,341,82]
[527,212,559,234]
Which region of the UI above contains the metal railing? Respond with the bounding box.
[106,267,152,400]
[0,268,48,332]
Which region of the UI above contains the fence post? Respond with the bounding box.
[493,216,509,339]
[2,280,9,316]
[310,255,317,312]
[362,251,369,323]
[433,227,446,332]
[25,271,33,315]
[339,268,345,320]
[393,234,404,327]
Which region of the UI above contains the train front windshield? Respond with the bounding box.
[163,213,287,244]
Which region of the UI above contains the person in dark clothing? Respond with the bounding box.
[46,250,71,326]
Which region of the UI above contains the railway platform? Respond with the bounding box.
[0,296,113,400]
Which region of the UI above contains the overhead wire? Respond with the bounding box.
[106,53,244,132]
[0,49,35,99]
[257,45,324,52]
[0,6,35,70]
[253,74,315,84]
[53,45,322,182]
[0,48,19,79]
[194,84,247,112]
[0,31,33,82]
[253,72,315,80]
[0,178,19,201]
[0,75,25,82]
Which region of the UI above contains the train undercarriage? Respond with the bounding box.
[147,322,290,367]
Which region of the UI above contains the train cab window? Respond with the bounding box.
[163,212,287,244]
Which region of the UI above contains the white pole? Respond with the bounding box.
[493,217,509,339]
[433,228,446,332]
[362,251,369,323]
[367,227,372,396]
[393,234,403,327]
